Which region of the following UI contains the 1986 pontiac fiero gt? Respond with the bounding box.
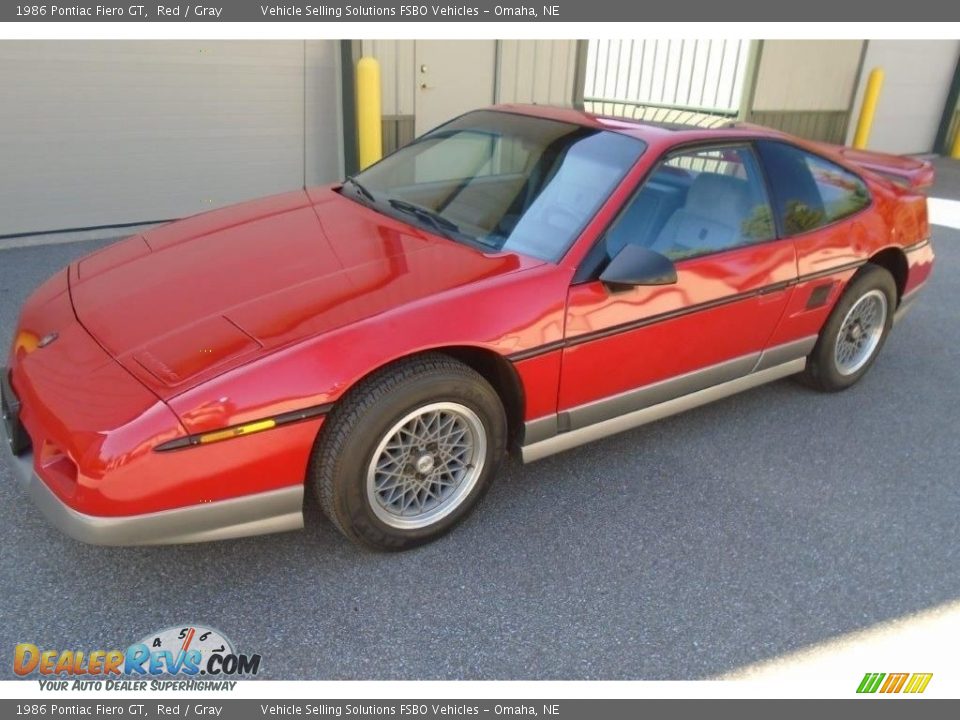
[2,105,935,550]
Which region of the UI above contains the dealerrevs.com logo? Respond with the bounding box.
[14,625,261,691]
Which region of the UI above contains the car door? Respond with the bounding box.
[557,143,798,430]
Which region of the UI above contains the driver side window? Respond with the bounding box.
[581,145,775,280]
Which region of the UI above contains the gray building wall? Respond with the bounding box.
[496,40,579,105]
[747,40,864,144]
[0,40,342,237]
[845,40,960,154]
[359,40,579,152]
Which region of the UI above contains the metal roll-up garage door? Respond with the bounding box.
[846,40,960,155]
[0,40,343,238]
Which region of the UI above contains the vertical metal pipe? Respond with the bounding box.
[673,40,685,104]
[625,40,636,99]
[853,67,884,150]
[660,40,671,102]
[612,40,623,97]
[730,40,745,112]
[356,56,383,170]
[590,41,600,98]
[650,40,663,102]
[699,40,712,106]
[715,39,727,109]
[601,40,612,97]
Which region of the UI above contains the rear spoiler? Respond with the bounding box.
[814,143,935,192]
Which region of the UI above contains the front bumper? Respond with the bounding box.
[1,384,304,545]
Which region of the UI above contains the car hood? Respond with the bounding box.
[69,187,537,398]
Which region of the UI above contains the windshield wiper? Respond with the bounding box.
[387,198,461,236]
[343,176,376,204]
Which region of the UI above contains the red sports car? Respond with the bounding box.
[2,105,935,550]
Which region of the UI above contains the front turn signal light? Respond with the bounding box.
[197,419,276,445]
[154,402,332,452]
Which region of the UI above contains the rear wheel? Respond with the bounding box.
[309,354,506,550]
[800,263,896,392]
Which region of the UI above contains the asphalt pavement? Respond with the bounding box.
[1,162,958,680]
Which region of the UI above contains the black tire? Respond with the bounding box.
[309,353,507,551]
[799,263,897,392]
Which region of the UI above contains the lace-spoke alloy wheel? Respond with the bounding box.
[367,402,486,530]
[834,289,888,376]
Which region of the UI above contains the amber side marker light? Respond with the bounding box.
[154,404,332,452]
[199,419,276,444]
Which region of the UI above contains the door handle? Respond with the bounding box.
[757,284,790,304]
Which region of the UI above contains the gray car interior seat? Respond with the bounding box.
[648,173,751,257]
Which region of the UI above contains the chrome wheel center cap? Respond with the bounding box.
[415,454,435,475]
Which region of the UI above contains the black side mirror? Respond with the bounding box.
[599,244,677,290]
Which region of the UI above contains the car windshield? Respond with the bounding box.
[345,110,646,262]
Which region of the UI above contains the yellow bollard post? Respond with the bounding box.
[951,122,960,160]
[356,57,383,170]
[853,68,884,150]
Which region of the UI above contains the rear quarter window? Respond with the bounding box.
[757,141,871,236]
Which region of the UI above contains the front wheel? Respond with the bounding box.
[800,263,896,392]
[309,354,506,551]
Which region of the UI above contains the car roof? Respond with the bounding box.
[473,104,922,190]
[489,102,787,145]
